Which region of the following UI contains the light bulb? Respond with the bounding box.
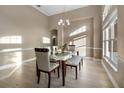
[60,19,63,22]
[58,22,61,25]
[66,19,70,25]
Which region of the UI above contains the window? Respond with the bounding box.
[103,19,118,70]
[42,37,50,44]
[0,36,22,44]
[69,26,86,37]
[73,36,86,56]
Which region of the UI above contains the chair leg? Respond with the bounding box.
[37,70,40,84]
[79,62,81,70]
[57,67,60,78]
[65,65,66,77]
[48,72,51,88]
[36,67,38,76]
[75,66,78,80]
[36,62,38,76]
[59,61,61,68]
[81,58,83,66]
[53,69,56,73]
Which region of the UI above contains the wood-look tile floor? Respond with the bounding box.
[0,58,113,88]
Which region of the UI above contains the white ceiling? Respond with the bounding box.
[32,5,87,16]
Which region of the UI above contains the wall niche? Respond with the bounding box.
[51,29,58,46]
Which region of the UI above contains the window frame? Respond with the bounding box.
[103,17,118,71]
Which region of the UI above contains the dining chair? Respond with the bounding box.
[35,48,60,88]
[68,45,83,65]
[66,45,83,80]
[68,45,77,56]
[68,45,75,51]
[66,55,82,80]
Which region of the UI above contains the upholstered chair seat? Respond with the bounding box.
[66,56,82,66]
[49,63,59,71]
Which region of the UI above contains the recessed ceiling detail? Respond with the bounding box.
[32,5,87,16]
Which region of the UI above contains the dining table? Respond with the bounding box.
[50,51,71,86]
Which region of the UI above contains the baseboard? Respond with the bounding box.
[101,61,119,88]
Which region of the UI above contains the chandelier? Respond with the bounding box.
[57,6,70,46]
[58,19,70,26]
[57,6,70,26]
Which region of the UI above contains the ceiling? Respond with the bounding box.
[32,5,87,16]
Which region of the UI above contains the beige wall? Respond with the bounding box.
[0,6,49,64]
[48,5,102,58]
[118,6,124,59]
[64,18,93,57]
[102,5,124,87]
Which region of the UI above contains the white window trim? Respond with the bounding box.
[103,56,118,72]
